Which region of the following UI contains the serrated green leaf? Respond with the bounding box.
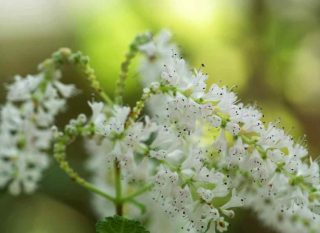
[96,215,150,233]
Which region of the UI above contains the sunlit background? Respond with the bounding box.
[0,0,320,232]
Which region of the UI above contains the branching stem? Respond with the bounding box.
[53,127,115,202]
[115,33,152,104]
[39,48,113,105]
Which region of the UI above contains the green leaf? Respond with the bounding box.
[96,215,150,233]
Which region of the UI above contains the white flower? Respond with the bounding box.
[7,75,42,101]
[161,56,193,90]
[54,80,76,98]
[88,101,106,133]
[139,30,177,86]
[205,84,237,113]
[190,70,207,99]
[259,123,292,149]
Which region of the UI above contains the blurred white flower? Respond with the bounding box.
[0,70,76,195]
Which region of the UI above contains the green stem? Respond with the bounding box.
[114,159,123,216]
[115,50,136,105]
[55,157,115,202]
[122,184,154,202]
[128,199,146,214]
[125,83,176,128]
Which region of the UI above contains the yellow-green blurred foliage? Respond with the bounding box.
[0,0,319,232]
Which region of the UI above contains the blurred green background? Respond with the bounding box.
[0,0,320,232]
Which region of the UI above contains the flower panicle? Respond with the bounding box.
[0,30,319,233]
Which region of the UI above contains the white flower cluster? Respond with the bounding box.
[135,30,320,233]
[0,71,75,195]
